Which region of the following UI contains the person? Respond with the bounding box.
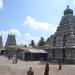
[59,63,62,70]
[44,62,49,75]
[12,56,15,64]
[15,56,17,64]
[27,67,34,75]
[59,59,62,70]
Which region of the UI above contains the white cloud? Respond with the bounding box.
[73,0,75,4]
[0,29,21,46]
[49,24,58,34]
[24,33,39,45]
[0,29,40,46]
[23,16,57,33]
[23,16,50,30]
[8,29,21,38]
[0,0,3,9]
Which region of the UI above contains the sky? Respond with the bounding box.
[0,0,75,46]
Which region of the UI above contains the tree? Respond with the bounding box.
[38,37,45,46]
[30,40,35,47]
[45,38,50,44]
[47,38,50,43]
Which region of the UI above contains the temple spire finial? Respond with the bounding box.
[67,5,69,9]
[64,5,73,15]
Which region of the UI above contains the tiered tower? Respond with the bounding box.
[54,5,75,48]
[49,5,75,63]
[5,34,16,49]
[0,35,3,49]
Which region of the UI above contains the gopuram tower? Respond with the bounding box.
[0,35,3,49]
[5,34,16,49]
[49,5,75,63]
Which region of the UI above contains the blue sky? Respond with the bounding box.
[0,0,75,46]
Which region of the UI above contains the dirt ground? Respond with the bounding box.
[0,55,75,75]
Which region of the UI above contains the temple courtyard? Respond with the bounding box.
[0,55,75,75]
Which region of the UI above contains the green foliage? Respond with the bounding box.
[38,37,50,47]
[38,37,45,46]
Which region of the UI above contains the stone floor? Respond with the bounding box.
[0,55,75,75]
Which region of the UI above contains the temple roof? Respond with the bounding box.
[64,5,73,16]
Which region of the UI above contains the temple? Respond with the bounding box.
[5,34,16,49]
[48,5,75,63]
[0,35,3,49]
